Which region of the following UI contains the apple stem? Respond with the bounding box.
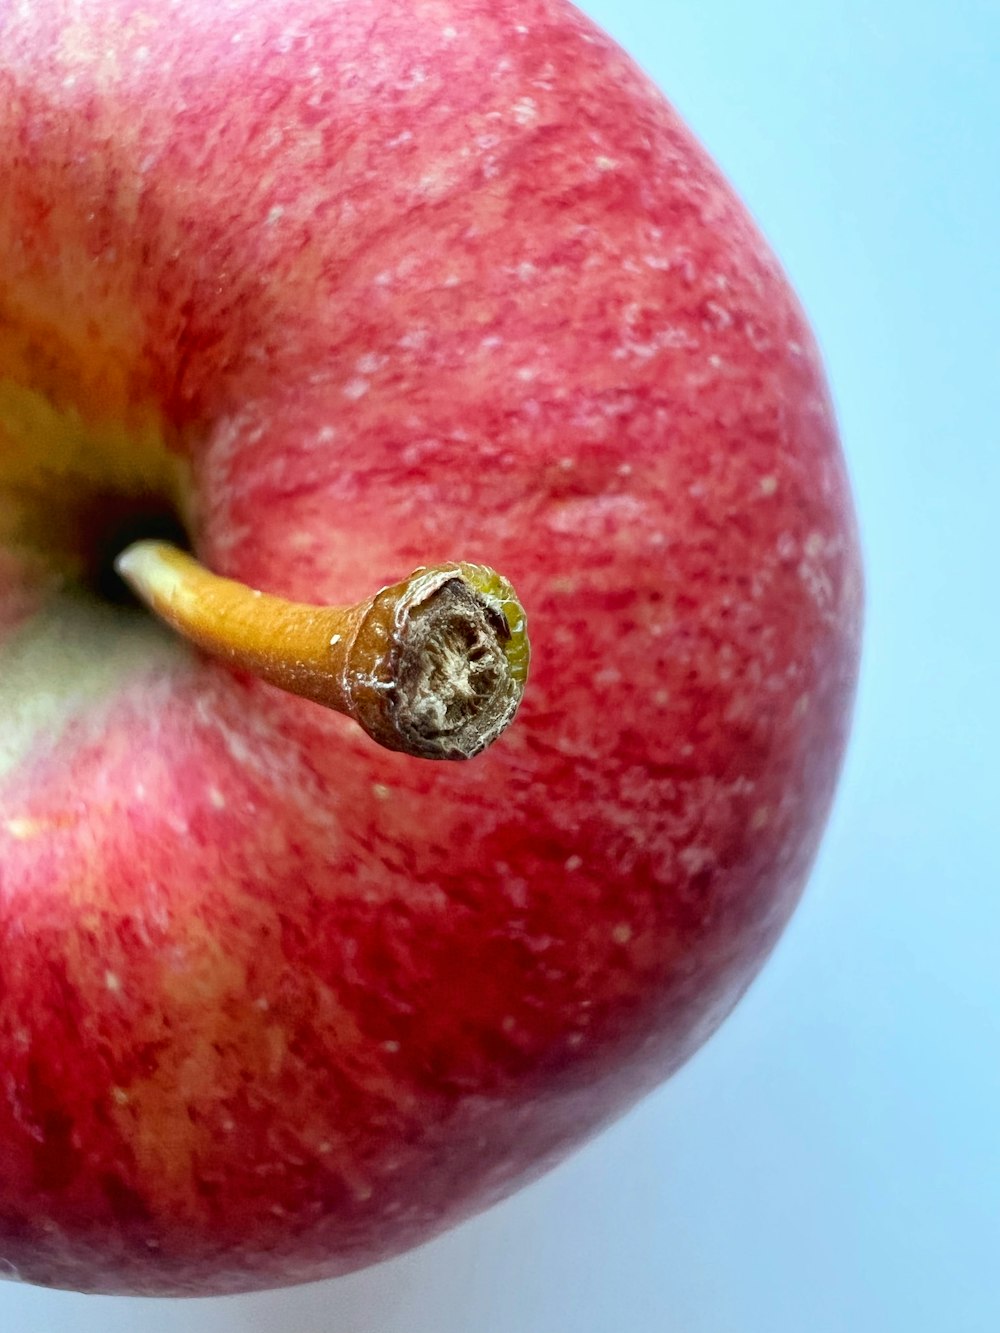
[114,541,529,760]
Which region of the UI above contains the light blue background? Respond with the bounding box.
[6,2,998,1329]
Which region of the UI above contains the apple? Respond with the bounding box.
[0,0,862,1297]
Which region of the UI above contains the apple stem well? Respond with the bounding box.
[115,540,530,760]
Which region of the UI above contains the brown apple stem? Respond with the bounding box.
[114,540,529,760]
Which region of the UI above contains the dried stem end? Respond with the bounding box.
[348,563,530,760]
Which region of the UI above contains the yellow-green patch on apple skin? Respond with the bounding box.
[0,0,861,1295]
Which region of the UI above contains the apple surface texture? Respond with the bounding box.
[0,0,861,1299]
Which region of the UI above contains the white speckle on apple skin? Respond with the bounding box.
[510,96,538,125]
[5,817,44,840]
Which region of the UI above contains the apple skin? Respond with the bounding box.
[0,0,861,1296]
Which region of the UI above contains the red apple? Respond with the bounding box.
[0,0,862,1296]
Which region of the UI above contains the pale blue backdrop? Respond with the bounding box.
[6,2,997,1330]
